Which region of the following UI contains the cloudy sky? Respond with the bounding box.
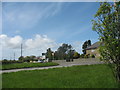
[1,1,100,60]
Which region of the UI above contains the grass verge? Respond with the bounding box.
[1,62,59,70]
[2,64,119,88]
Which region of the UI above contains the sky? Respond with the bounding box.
[0,1,101,60]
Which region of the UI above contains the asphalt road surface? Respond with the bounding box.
[1,58,104,74]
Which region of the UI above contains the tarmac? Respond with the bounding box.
[1,58,104,74]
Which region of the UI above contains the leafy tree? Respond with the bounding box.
[30,55,37,61]
[18,55,37,62]
[73,52,80,59]
[92,2,120,82]
[82,41,87,54]
[59,44,71,59]
[55,43,74,60]
[57,43,74,59]
[82,40,91,54]
[24,56,31,62]
[18,56,24,61]
[88,40,91,47]
[46,48,53,61]
[67,49,75,61]
[42,53,46,56]
[54,51,59,60]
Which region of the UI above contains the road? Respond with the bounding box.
[1,58,104,74]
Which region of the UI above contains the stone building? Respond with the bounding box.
[85,42,101,57]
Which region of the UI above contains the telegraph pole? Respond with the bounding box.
[14,52,15,60]
[21,43,23,57]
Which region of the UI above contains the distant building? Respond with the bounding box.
[85,42,102,57]
[42,53,46,60]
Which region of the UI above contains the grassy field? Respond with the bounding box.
[2,64,119,88]
[1,62,59,70]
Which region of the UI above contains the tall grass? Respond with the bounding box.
[2,64,119,88]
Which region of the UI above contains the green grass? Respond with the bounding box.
[2,64,119,88]
[1,62,59,70]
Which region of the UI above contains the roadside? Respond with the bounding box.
[1,62,58,70]
[1,58,104,74]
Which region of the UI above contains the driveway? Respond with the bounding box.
[1,58,104,74]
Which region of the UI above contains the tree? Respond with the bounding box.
[67,49,75,61]
[18,56,24,61]
[24,56,31,62]
[82,40,91,54]
[82,41,87,54]
[55,43,74,60]
[92,2,120,82]
[46,48,53,61]
[73,52,80,59]
[53,43,75,60]
[29,55,37,61]
[54,51,59,60]
[88,40,91,47]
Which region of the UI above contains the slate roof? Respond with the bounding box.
[85,42,101,50]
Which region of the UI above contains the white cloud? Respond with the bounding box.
[25,34,57,50]
[0,34,59,59]
[9,36,22,47]
[0,34,57,49]
[0,34,85,59]
[0,34,23,49]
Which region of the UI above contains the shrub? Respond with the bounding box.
[66,58,70,62]
[80,54,85,58]
[84,54,90,58]
[73,52,80,59]
[91,54,95,58]
[2,59,23,64]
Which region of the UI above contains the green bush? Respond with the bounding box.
[80,54,85,58]
[73,52,80,59]
[2,59,23,64]
[91,54,95,58]
[84,54,90,58]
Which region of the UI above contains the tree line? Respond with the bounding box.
[45,43,80,61]
[46,41,95,61]
[1,40,94,64]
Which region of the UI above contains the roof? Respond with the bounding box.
[85,42,101,50]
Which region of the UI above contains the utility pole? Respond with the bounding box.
[14,52,15,60]
[21,43,22,57]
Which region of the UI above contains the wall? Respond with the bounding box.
[86,48,100,58]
